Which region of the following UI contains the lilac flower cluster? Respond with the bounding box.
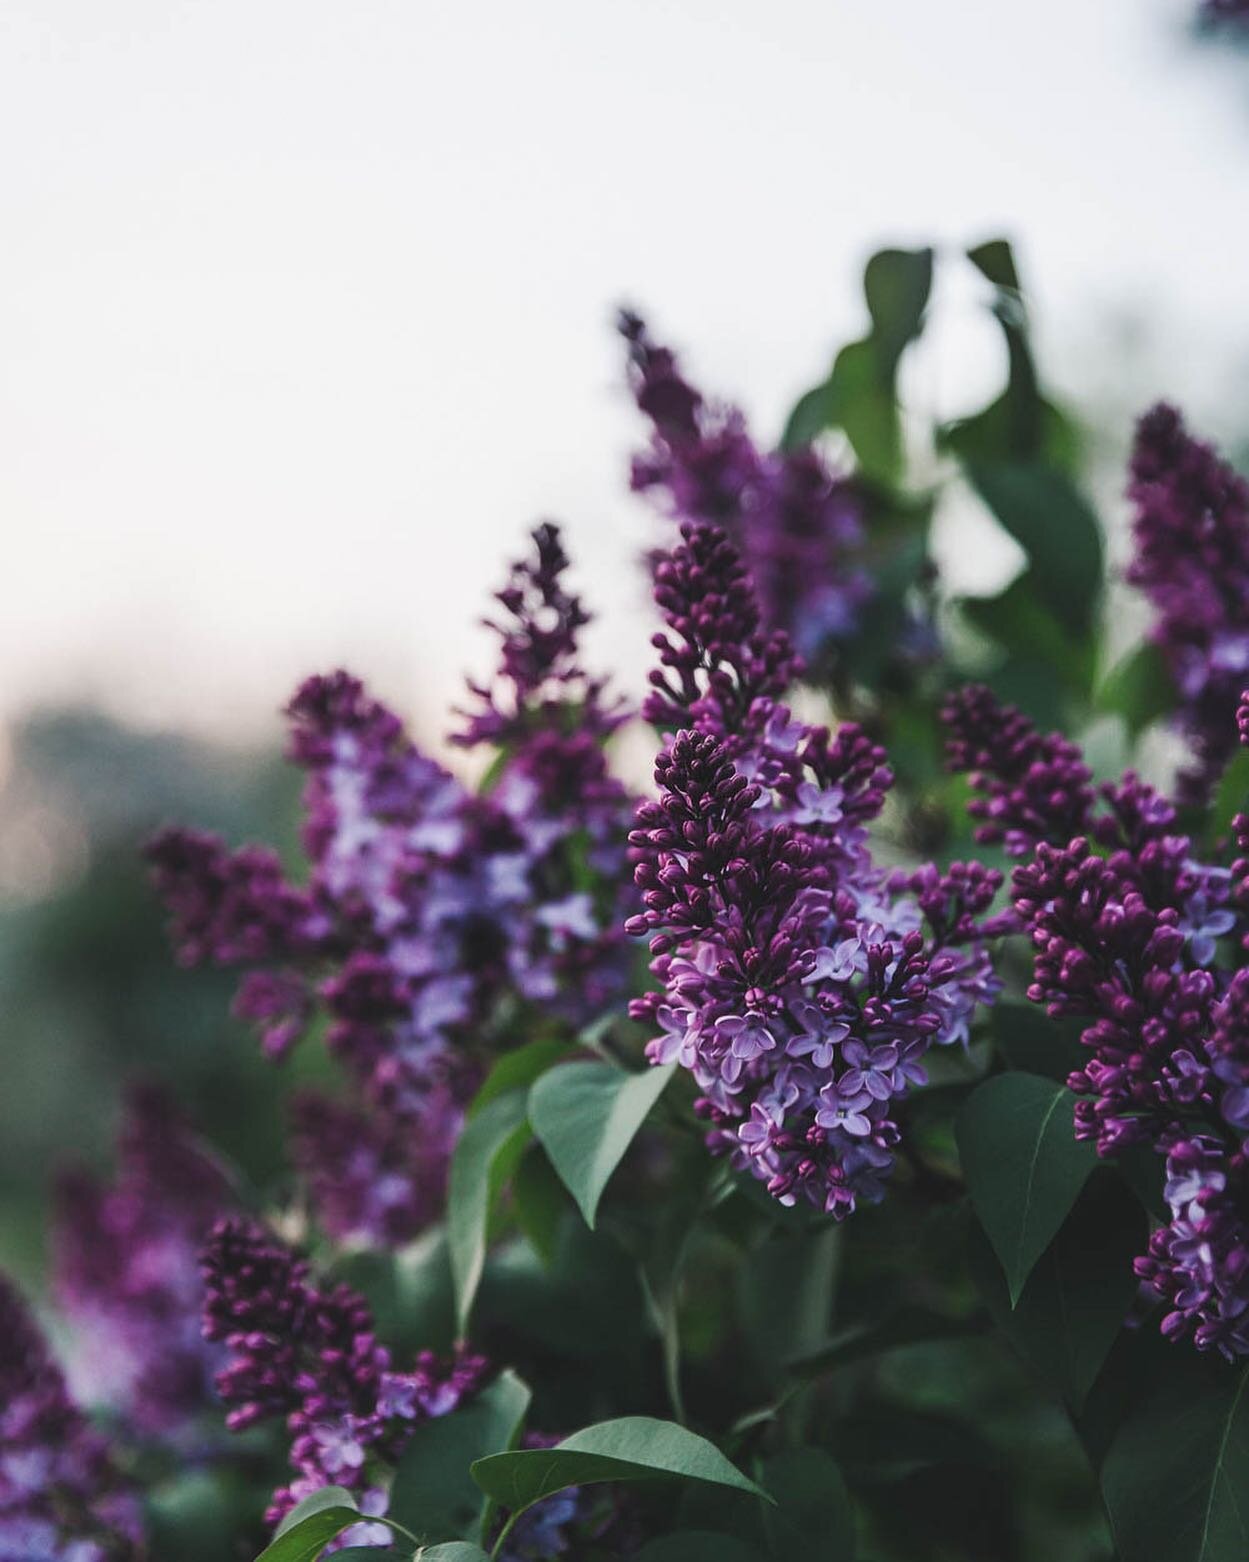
[1127,403,1249,802]
[627,522,1003,1216]
[945,683,1249,1356]
[619,311,872,666]
[148,527,634,1248]
[942,683,1095,859]
[0,1273,145,1561]
[52,1085,237,1441]
[201,1216,488,1532]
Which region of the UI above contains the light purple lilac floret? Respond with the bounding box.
[619,311,875,667]
[945,681,1249,1358]
[200,1216,488,1534]
[0,1273,145,1561]
[51,1085,236,1442]
[627,522,1004,1218]
[147,525,635,1249]
[1127,403,1249,804]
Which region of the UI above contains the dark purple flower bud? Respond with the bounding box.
[454,522,627,748]
[942,684,1094,856]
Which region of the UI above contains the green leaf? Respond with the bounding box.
[947,239,1081,472]
[447,1090,531,1333]
[963,463,1103,633]
[969,1172,1145,1410]
[961,572,1095,696]
[273,1488,358,1538]
[470,1416,770,1517]
[1102,1357,1249,1562]
[780,245,933,482]
[956,1073,1097,1304]
[1209,748,1249,844]
[389,1371,530,1544]
[511,1144,568,1268]
[790,1306,982,1379]
[468,1038,569,1119]
[529,1061,675,1228]
[761,1447,857,1561]
[1098,641,1176,737]
[634,1535,757,1562]
[415,1548,491,1562]
[737,1224,840,1376]
[967,237,1021,290]
[863,247,935,375]
[255,1497,361,1562]
[989,1000,1086,1083]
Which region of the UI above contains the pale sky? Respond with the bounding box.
[1,0,1246,753]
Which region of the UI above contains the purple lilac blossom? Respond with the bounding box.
[200,1217,488,1532]
[1204,0,1249,19]
[627,522,1003,1217]
[1127,404,1249,803]
[946,682,1249,1357]
[148,526,635,1248]
[0,1273,145,1561]
[51,1085,236,1441]
[619,311,873,666]
[942,683,1095,859]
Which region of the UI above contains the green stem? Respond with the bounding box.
[489,1511,522,1560]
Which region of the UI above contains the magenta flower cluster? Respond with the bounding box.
[147,526,634,1249]
[619,311,873,666]
[0,1274,145,1561]
[627,522,1003,1216]
[201,1216,488,1533]
[1127,403,1249,803]
[51,1085,237,1442]
[945,683,1249,1357]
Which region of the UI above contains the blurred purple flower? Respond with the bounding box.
[0,1273,144,1561]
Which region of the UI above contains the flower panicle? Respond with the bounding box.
[628,533,1003,1220]
[0,1273,145,1560]
[620,312,871,664]
[200,1217,488,1530]
[1127,403,1249,803]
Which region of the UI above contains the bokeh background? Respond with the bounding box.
[3,0,1248,1287]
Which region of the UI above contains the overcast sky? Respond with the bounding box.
[2,0,1246,753]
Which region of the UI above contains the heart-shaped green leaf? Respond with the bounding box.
[956,1072,1097,1304]
[529,1061,675,1228]
[470,1416,769,1517]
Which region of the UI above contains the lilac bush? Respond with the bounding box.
[10,244,1249,1562]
